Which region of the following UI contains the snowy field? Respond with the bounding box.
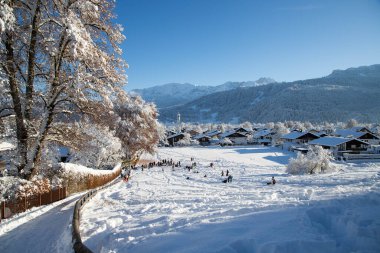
[81,146,380,253]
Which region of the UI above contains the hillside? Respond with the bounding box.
[132,78,276,109]
[158,65,380,123]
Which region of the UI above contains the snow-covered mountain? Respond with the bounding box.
[158,64,380,123]
[131,78,276,109]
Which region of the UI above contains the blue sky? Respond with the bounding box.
[115,0,380,90]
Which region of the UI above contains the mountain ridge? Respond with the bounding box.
[156,64,380,123]
[131,77,276,109]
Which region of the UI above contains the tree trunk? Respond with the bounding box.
[27,104,55,179]
[25,1,41,121]
[4,33,28,177]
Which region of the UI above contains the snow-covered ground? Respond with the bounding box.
[80,146,380,253]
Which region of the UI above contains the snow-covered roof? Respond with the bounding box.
[167,133,184,139]
[253,129,271,138]
[348,126,371,133]
[234,127,251,133]
[193,134,210,140]
[334,129,365,138]
[0,142,16,152]
[220,130,247,138]
[309,137,368,147]
[220,130,235,138]
[205,130,221,137]
[281,131,319,140]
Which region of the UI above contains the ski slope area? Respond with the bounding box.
[0,193,81,253]
[80,146,380,253]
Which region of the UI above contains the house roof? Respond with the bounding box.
[220,130,247,138]
[334,129,365,138]
[253,129,272,138]
[167,133,184,139]
[193,134,210,140]
[309,137,369,147]
[348,126,371,133]
[205,130,221,137]
[234,127,251,133]
[281,131,319,140]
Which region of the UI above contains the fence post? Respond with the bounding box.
[39,193,41,206]
[1,201,4,222]
[50,189,53,204]
[24,196,27,212]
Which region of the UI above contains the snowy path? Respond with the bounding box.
[80,146,380,253]
[0,193,81,253]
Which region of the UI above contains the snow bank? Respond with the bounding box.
[60,162,121,176]
[0,141,15,151]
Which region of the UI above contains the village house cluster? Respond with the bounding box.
[165,125,380,161]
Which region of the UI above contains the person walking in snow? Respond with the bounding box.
[221,170,224,176]
[227,175,233,183]
[267,176,276,185]
[226,170,229,176]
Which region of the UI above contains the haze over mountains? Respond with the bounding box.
[132,78,276,109]
[132,65,380,123]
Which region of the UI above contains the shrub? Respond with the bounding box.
[287,146,335,174]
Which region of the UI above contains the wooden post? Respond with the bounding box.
[50,189,52,204]
[39,193,41,206]
[1,201,4,222]
[24,196,27,212]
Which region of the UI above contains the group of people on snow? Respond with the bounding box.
[131,157,277,186]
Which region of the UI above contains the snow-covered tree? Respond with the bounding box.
[265,122,274,129]
[345,119,358,129]
[303,121,314,130]
[156,122,168,146]
[114,95,159,161]
[70,124,122,169]
[287,146,335,174]
[220,137,233,146]
[271,122,290,145]
[240,121,253,131]
[177,133,192,146]
[1,0,127,179]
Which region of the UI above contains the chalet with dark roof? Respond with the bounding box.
[309,137,370,157]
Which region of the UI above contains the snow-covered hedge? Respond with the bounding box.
[287,146,335,174]
[60,163,121,195]
[0,176,52,202]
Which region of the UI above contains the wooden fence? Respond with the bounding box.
[343,153,380,161]
[0,187,67,222]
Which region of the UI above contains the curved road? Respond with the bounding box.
[0,194,81,253]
